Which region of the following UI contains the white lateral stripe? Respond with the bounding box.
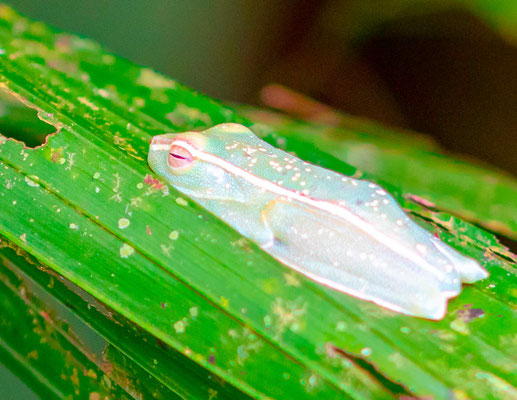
[174,140,445,278]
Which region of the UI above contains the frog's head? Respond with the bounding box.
[148,123,260,199]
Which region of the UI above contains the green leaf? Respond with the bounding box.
[0,240,250,400]
[0,5,516,400]
[0,245,136,400]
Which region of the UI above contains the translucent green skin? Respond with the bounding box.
[148,123,488,319]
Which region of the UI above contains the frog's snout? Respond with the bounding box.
[149,135,174,152]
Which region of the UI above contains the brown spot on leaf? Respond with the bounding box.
[457,304,485,322]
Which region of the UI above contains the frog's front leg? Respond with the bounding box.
[204,197,275,249]
[259,198,289,250]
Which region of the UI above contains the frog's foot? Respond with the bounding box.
[431,238,488,283]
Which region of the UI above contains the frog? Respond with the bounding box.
[148,123,488,319]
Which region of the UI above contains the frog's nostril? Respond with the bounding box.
[150,137,174,150]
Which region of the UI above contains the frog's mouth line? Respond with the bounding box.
[171,139,451,281]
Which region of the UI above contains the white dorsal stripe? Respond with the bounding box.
[174,140,448,279]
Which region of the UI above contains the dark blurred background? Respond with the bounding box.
[6,0,517,176]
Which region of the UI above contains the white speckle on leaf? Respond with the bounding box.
[176,197,188,206]
[361,347,372,356]
[284,272,300,287]
[97,88,109,98]
[308,374,318,389]
[24,176,39,187]
[174,320,185,334]
[65,152,76,170]
[137,68,175,89]
[133,98,145,107]
[161,244,173,256]
[336,321,347,331]
[118,218,130,229]
[78,97,99,111]
[189,307,198,318]
[102,54,115,64]
[120,243,134,258]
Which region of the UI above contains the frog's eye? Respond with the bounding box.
[168,144,194,170]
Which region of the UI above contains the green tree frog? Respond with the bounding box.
[148,123,488,319]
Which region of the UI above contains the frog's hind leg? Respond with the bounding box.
[259,197,453,319]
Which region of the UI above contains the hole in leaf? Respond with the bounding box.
[325,343,413,396]
[492,231,517,257]
[0,89,56,148]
